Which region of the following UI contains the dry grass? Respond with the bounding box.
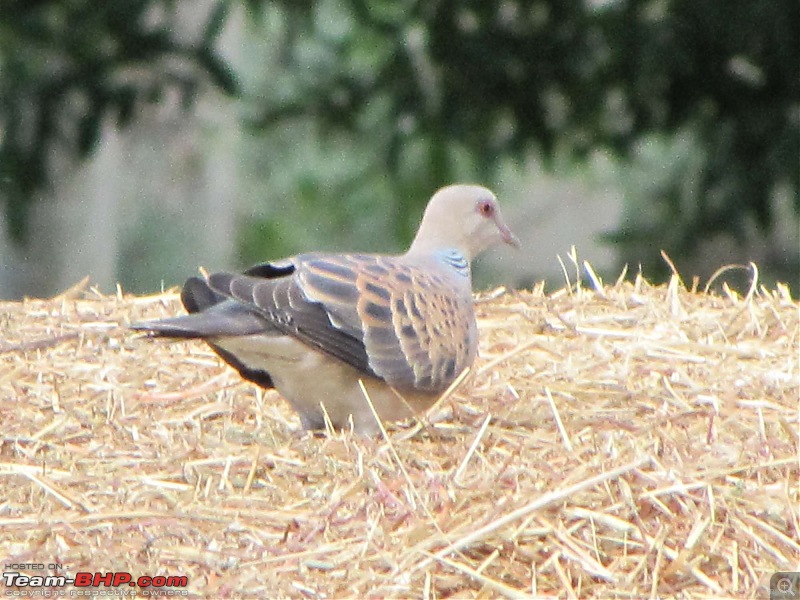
[1,262,798,599]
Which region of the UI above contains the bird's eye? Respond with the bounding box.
[478,200,495,218]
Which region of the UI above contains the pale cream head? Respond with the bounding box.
[408,184,519,261]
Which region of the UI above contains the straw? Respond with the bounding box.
[1,261,797,597]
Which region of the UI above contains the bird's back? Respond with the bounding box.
[293,251,478,393]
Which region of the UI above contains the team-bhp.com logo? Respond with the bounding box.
[3,565,188,596]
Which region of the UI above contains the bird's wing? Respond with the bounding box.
[207,253,475,392]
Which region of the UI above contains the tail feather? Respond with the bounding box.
[132,276,277,389]
[181,276,224,314]
[131,277,268,339]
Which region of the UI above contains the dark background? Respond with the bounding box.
[1,0,797,298]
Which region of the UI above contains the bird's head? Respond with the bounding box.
[408,184,519,261]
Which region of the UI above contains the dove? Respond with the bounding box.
[131,184,518,434]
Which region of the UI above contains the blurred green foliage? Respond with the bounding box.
[0,0,237,241]
[1,0,797,283]
[246,0,798,280]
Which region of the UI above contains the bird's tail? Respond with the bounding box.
[130,277,266,339]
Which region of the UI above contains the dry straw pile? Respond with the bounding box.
[1,262,798,598]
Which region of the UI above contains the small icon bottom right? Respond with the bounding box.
[771,572,800,600]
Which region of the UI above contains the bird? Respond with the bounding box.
[131,184,519,434]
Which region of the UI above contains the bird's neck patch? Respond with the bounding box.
[436,249,470,277]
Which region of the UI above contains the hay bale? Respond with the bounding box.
[1,268,797,598]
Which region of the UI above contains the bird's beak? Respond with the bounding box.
[495,216,520,248]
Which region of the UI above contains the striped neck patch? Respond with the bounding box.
[437,249,470,277]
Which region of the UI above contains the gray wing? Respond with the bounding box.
[206,258,374,377]
[291,253,477,392]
